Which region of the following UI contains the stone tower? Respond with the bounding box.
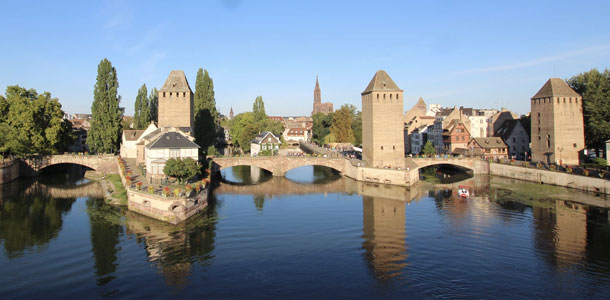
[229,107,234,120]
[531,78,584,165]
[361,70,405,168]
[158,70,194,129]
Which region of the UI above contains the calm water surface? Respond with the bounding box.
[1,165,610,299]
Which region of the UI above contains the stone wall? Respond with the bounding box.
[0,160,20,184]
[489,163,610,195]
[117,159,207,224]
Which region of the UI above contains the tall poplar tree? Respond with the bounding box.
[87,58,123,154]
[252,96,266,122]
[133,84,149,129]
[194,68,219,153]
[148,87,158,124]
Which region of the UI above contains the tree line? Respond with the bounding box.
[227,96,284,153]
[312,104,362,146]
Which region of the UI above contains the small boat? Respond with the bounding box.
[458,186,470,198]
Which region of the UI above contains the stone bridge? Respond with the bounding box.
[20,154,118,175]
[212,156,346,176]
[405,157,478,172]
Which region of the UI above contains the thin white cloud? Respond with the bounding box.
[453,44,610,75]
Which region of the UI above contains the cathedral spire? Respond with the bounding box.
[314,75,321,104]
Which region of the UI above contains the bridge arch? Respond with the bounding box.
[282,161,344,175]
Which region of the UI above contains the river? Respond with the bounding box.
[1,165,610,299]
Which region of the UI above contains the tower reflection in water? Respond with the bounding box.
[361,195,408,281]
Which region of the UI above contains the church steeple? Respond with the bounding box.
[314,76,321,104]
[229,107,234,120]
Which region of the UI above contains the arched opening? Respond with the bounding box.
[284,165,341,184]
[38,163,95,186]
[419,164,472,184]
[219,165,272,185]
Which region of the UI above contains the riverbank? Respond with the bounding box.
[85,171,127,205]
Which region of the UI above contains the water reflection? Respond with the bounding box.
[221,166,272,185]
[125,196,219,287]
[362,195,407,281]
[0,179,77,258]
[285,165,342,184]
[86,198,123,286]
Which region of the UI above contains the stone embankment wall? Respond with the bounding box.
[489,162,610,195]
[0,160,20,184]
[116,159,207,224]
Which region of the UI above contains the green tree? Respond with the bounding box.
[0,86,72,155]
[312,112,333,145]
[163,158,200,183]
[133,84,149,129]
[148,87,158,124]
[87,58,123,154]
[423,140,435,156]
[567,69,610,156]
[331,105,355,143]
[252,96,266,122]
[194,68,219,154]
[352,111,362,146]
[519,114,531,138]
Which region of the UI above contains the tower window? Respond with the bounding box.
[390,94,392,100]
[547,135,551,148]
[569,98,572,103]
[393,145,395,150]
[383,94,386,100]
[170,92,172,96]
[563,98,566,103]
[377,94,379,100]
[183,92,186,97]
[396,93,399,99]
[573,143,577,148]
[557,98,559,104]
[163,92,166,97]
[381,146,384,150]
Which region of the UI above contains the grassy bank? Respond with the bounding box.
[107,174,127,205]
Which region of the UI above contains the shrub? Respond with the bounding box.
[185,184,192,192]
[549,165,557,171]
[135,181,142,190]
[148,185,155,194]
[162,187,170,197]
[566,166,573,173]
[173,188,182,197]
[195,183,202,193]
[536,162,543,169]
[163,158,201,183]
[584,169,590,176]
[593,158,607,167]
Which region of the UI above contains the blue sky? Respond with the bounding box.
[1,0,609,117]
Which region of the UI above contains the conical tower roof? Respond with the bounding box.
[362,70,403,95]
[160,70,192,93]
[531,78,580,99]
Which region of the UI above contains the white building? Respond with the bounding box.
[251,131,281,157]
[144,131,199,176]
[120,123,157,159]
[468,115,489,138]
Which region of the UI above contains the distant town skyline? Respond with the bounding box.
[1,0,609,116]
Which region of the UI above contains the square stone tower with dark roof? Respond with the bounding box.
[531,78,584,165]
[361,70,405,168]
[158,70,194,129]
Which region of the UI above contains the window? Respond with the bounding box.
[513,137,516,142]
[383,94,386,100]
[396,93,399,99]
[393,145,396,150]
[547,135,551,148]
[390,94,392,100]
[170,149,180,158]
[377,94,379,100]
[170,92,172,96]
[573,143,577,148]
[183,92,186,97]
[563,98,566,103]
[381,146,384,150]
[163,92,166,97]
